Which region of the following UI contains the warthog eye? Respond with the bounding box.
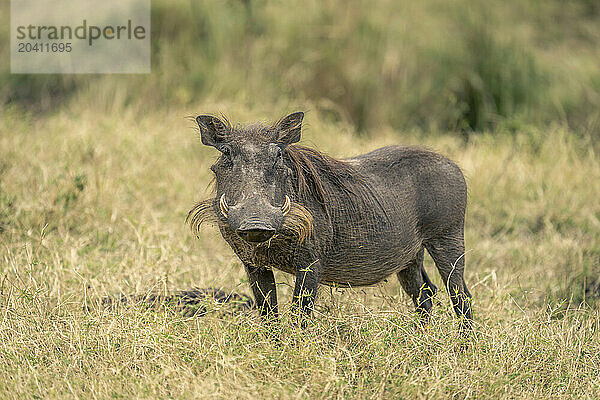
[272,146,283,168]
[219,144,232,157]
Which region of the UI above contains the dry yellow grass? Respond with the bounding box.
[1,105,599,399]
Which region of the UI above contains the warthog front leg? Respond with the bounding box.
[291,258,323,324]
[244,264,278,320]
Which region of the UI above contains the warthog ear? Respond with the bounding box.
[274,112,304,145]
[196,115,229,147]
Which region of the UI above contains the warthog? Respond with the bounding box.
[188,112,472,331]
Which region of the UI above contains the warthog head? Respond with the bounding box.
[189,112,312,243]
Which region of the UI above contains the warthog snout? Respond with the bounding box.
[219,194,292,243]
[236,220,276,242]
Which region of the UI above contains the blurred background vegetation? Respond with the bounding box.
[1,0,599,138]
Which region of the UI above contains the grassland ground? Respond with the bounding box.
[1,105,599,398]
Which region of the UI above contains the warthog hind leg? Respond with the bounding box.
[396,247,437,322]
[424,232,473,335]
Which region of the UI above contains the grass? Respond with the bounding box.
[1,106,599,398]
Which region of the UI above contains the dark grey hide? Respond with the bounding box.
[189,112,472,331]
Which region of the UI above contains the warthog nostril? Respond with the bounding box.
[237,222,275,243]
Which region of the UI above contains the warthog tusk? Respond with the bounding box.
[281,195,291,216]
[219,194,229,218]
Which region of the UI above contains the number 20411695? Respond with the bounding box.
[17,42,72,53]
